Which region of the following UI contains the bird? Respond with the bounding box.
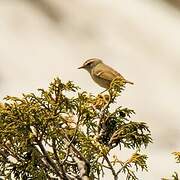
[78,58,133,89]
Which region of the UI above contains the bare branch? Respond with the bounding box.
[36,139,63,179]
[52,138,69,180]
[103,154,118,180]
[62,115,81,164]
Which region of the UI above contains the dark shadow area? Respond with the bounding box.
[22,0,63,24]
[164,0,180,10]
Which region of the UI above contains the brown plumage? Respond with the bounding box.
[78,58,133,89]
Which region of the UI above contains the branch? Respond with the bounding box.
[103,154,118,180]
[36,139,64,179]
[116,159,130,176]
[0,149,10,163]
[98,94,112,134]
[62,130,90,179]
[32,144,53,171]
[52,138,69,180]
[63,134,87,163]
[2,143,22,163]
[62,115,81,164]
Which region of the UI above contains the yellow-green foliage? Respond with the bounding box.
[0,78,152,180]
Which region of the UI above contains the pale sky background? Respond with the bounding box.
[0,0,180,179]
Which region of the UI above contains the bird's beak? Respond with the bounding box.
[78,65,84,69]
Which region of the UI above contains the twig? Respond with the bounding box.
[116,159,130,176]
[36,139,63,179]
[52,138,68,180]
[62,130,90,179]
[98,93,112,134]
[2,143,22,163]
[52,138,61,167]
[103,154,118,180]
[62,116,81,164]
[63,133,87,163]
[65,172,80,180]
[32,144,52,171]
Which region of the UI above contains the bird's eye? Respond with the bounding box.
[85,62,93,67]
[86,62,91,66]
[84,60,95,68]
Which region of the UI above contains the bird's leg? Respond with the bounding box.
[100,89,108,94]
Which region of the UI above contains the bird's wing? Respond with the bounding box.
[95,68,124,81]
[94,65,134,85]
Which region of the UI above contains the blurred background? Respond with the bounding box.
[0,0,180,179]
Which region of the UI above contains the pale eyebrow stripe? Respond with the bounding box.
[84,59,95,65]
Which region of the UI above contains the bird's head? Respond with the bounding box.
[78,58,102,72]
